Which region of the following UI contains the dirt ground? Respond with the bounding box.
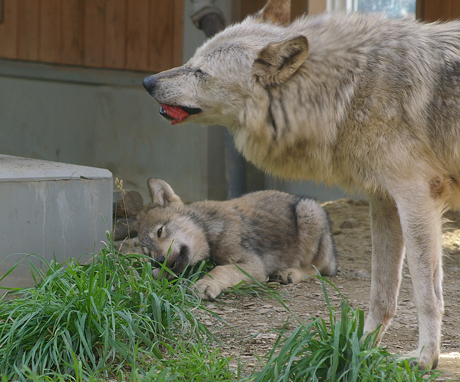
[121,199,460,380]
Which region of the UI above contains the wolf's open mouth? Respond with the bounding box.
[159,104,202,125]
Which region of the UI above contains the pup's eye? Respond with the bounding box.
[194,69,205,77]
[157,227,163,238]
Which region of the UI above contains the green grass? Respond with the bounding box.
[23,342,235,382]
[0,233,211,381]
[220,280,284,300]
[0,236,443,381]
[251,276,442,382]
[138,342,235,381]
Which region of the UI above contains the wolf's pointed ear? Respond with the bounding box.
[147,178,184,208]
[256,0,291,25]
[252,35,309,87]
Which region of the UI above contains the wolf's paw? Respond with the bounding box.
[193,279,222,301]
[400,348,439,370]
[271,268,305,284]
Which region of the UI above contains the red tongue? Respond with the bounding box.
[161,104,189,125]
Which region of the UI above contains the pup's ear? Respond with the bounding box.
[252,35,308,87]
[256,0,291,25]
[147,178,184,208]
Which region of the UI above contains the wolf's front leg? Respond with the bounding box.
[364,195,405,341]
[194,259,267,301]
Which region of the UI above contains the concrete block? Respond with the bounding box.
[0,155,112,290]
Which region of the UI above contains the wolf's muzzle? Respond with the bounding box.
[143,75,156,94]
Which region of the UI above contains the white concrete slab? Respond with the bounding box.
[0,154,112,182]
[0,155,112,292]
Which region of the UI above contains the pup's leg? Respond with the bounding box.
[364,195,405,343]
[391,184,444,370]
[296,198,337,277]
[274,199,336,284]
[194,256,267,301]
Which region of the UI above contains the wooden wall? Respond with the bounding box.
[416,0,460,21]
[0,0,183,72]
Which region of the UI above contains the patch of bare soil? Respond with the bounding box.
[199,199,460,380]
[122,199,460,380]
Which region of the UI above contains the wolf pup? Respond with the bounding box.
[142,0,460,368]
[138,178,336,300]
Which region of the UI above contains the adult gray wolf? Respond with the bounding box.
[142,0,460,369]
[138,178,337,300]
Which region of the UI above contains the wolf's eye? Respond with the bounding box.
[194,69,205,77]
[157,226,163,238]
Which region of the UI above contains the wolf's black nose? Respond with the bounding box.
[143,75,157,93]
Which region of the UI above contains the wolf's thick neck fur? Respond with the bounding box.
[196,14,460,200]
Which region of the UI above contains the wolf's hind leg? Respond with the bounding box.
[391,183,444,370]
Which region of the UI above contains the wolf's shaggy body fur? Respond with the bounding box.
[142,2,460,369]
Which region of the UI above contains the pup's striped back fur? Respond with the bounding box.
[138,179,336,301]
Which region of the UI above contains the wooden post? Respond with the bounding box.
[416,0,460,22]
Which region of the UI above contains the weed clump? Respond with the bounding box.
[0,233,210,381]
[252,277,441,382]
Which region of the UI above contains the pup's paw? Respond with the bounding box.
[272,268,305,284]
[193,279,223,301]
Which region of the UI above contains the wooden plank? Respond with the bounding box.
[451,0,460,19]
[0,0,18,58]
[147,0,173,72]
[420,0,452,21]
[104,0,126,69]
[172,0,184,68]
[126,0,149,71]
[83,0,105,67]
[39,0,61,63]
[17,0,39,61]
[240,0,265,20]
[61,0,84,65]
[292,0,307,19]
[415,0,425,19]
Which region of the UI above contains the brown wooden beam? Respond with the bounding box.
[416,0,460,22]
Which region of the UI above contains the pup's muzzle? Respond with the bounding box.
[151,255,165,268]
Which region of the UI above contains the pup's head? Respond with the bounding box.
[142,0,308,128]
[138,179,210,279]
